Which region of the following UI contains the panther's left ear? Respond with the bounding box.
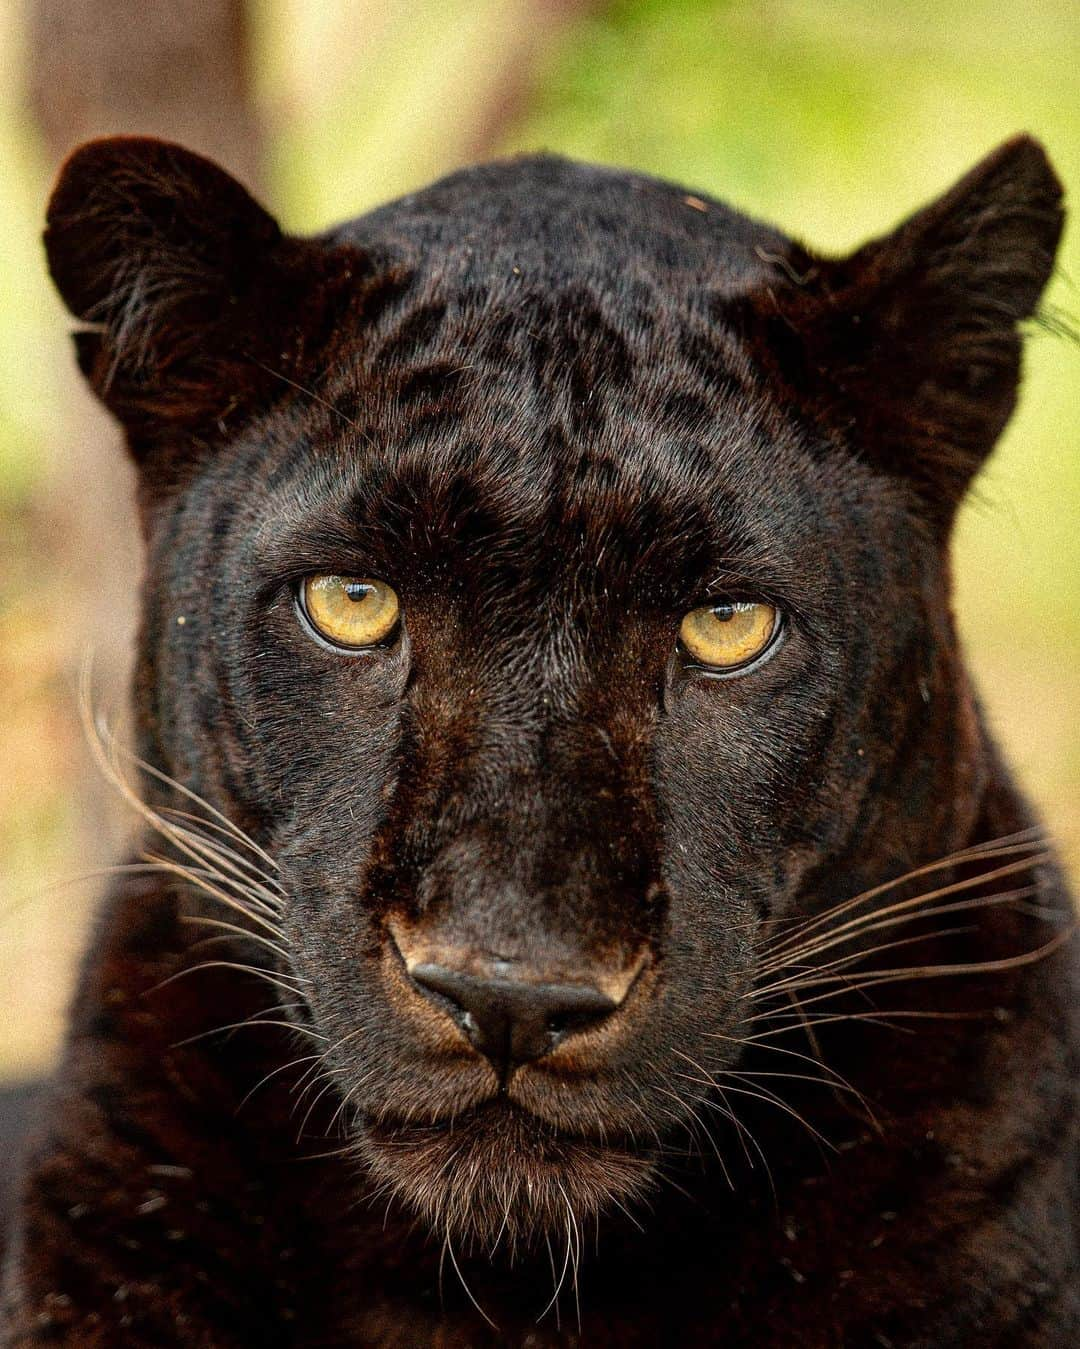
[749,136,1064,531]
[44,136,365,468]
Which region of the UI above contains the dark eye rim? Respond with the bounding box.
[293,576,402,655]
[677,603,786,679]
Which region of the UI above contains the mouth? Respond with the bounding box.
[357,1099,657,1254]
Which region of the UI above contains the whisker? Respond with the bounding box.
[445,1233,499,1331]
[295,1076,342,1142]
[743,1007,987,1034]
[757,861,1049,976]
[537,1200,573,1322]
[153,959,309,1001]
[707,1027,873,1118]
[325,1078,367,1140]
[236,1053,323,1113]
[142,853,285,938]
[605,1191,646,1234]
[647,1075,733,1184]
[671,1047,834,1152]
[0,861,250,925]
[557,1179,583,1333]
[757,832,1047,961]
[701,1088,777,1200]
[722,1066,865,1095]
[179,914,292,963]
[156,807,284,894]
[751,926,1076,1011]
[174,1016,329,1049]
[121,743,280,873]
[777,985,856,1114]
[665,1051,793,1182]
[77,668,285,919]
[704,1078,833,1150]
[758,884,1049,991]
[750,924,982,1003]
[144,831,282,917]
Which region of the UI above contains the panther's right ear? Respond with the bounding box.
[45,137,364,465]
[739,136,1064,534]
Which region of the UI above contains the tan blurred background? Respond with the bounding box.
[1,0,1077,1082]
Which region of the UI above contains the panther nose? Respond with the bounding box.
[409,963,618,1079]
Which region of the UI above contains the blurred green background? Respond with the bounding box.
[1,0,1077,1079]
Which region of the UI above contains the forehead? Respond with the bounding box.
[251,318,836,616]
[235,160,867,605]
[333,153,791,293]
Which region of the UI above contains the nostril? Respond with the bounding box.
[546,1008,597,1038]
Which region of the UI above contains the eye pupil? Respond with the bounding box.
[345,582,374,603]
[711,603,736,623]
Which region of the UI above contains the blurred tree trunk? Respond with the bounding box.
[29,0,260,185]
[11,2,263,1074]
[469,0,603,158]
[28,0,262,855]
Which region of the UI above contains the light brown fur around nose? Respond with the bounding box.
[389,922,648,1078]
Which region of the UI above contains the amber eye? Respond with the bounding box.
[300,575,400,650]
[678,600,780,671]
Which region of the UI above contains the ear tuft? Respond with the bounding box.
[44,137,362,460]
[748,136,1065,528]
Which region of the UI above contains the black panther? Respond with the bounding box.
[1,133,1076,1345]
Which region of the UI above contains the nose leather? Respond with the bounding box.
[409,963,617,1079]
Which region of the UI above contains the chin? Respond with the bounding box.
[356,1101,657,1255]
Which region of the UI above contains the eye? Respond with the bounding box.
[678,600,780,672]
[299,575,400,650]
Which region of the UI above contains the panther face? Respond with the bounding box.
[45,136,1062,1248]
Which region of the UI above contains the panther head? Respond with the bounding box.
[45,135,1062,1249]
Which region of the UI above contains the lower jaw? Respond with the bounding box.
[357,1101,656,1253]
